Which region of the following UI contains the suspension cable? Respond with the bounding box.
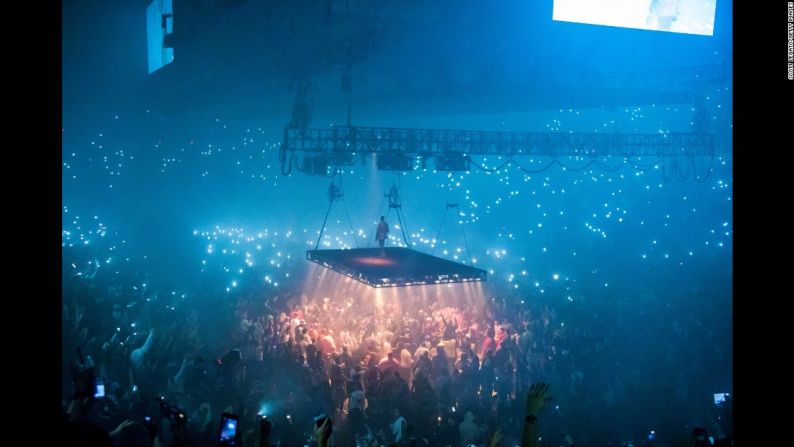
[630,156,660,171]
[461,217,473,266]
[676,158,692,181]
[512,159,558,174]
[693,154,716,183]
[338,174,359,249]
[554,159,598,172]
[341,195,359,249]
[431,194,450,256]
[280,150,296,176]
[595,159,627,172]
[314,198,334,250]
[395,207,412,249]
[469,158,514,172]
[662,159,677,183]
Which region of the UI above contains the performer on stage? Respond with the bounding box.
[375,216,390,257]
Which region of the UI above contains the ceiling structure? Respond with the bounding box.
[80,0,731,124]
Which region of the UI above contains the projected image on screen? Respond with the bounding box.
[553,0,717,36]
[147,0,174,74]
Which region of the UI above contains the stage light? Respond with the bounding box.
[300,155,331,176]
[435,155,471,171]
[330,153,355,166]
[300,154,355,176]
[376,154,415,171]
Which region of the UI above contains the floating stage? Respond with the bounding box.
[306,247,487,288]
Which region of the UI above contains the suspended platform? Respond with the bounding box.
[306,247,487,288]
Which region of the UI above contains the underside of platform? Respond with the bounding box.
[306,247,487,288]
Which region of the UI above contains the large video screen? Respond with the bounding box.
[552,0,717,36]
[147,0,174,74]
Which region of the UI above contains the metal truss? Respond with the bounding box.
[282,125,715,162]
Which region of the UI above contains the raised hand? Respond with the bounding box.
[315,417,332,447]
[525,382,553,417]
[109,419,136,438]
[522,383,553,447]
[488,428,503,447]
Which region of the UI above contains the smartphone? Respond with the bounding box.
[93,376,105,399]
[219,413,239,445]
[713,393,729,405]
[647,430,656,441]
[314,414,333,436]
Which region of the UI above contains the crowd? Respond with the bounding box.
[62,246,732,447]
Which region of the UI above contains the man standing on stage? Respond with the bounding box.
[375,216,389,257]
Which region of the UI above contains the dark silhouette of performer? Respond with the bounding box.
[375,216,389,257]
